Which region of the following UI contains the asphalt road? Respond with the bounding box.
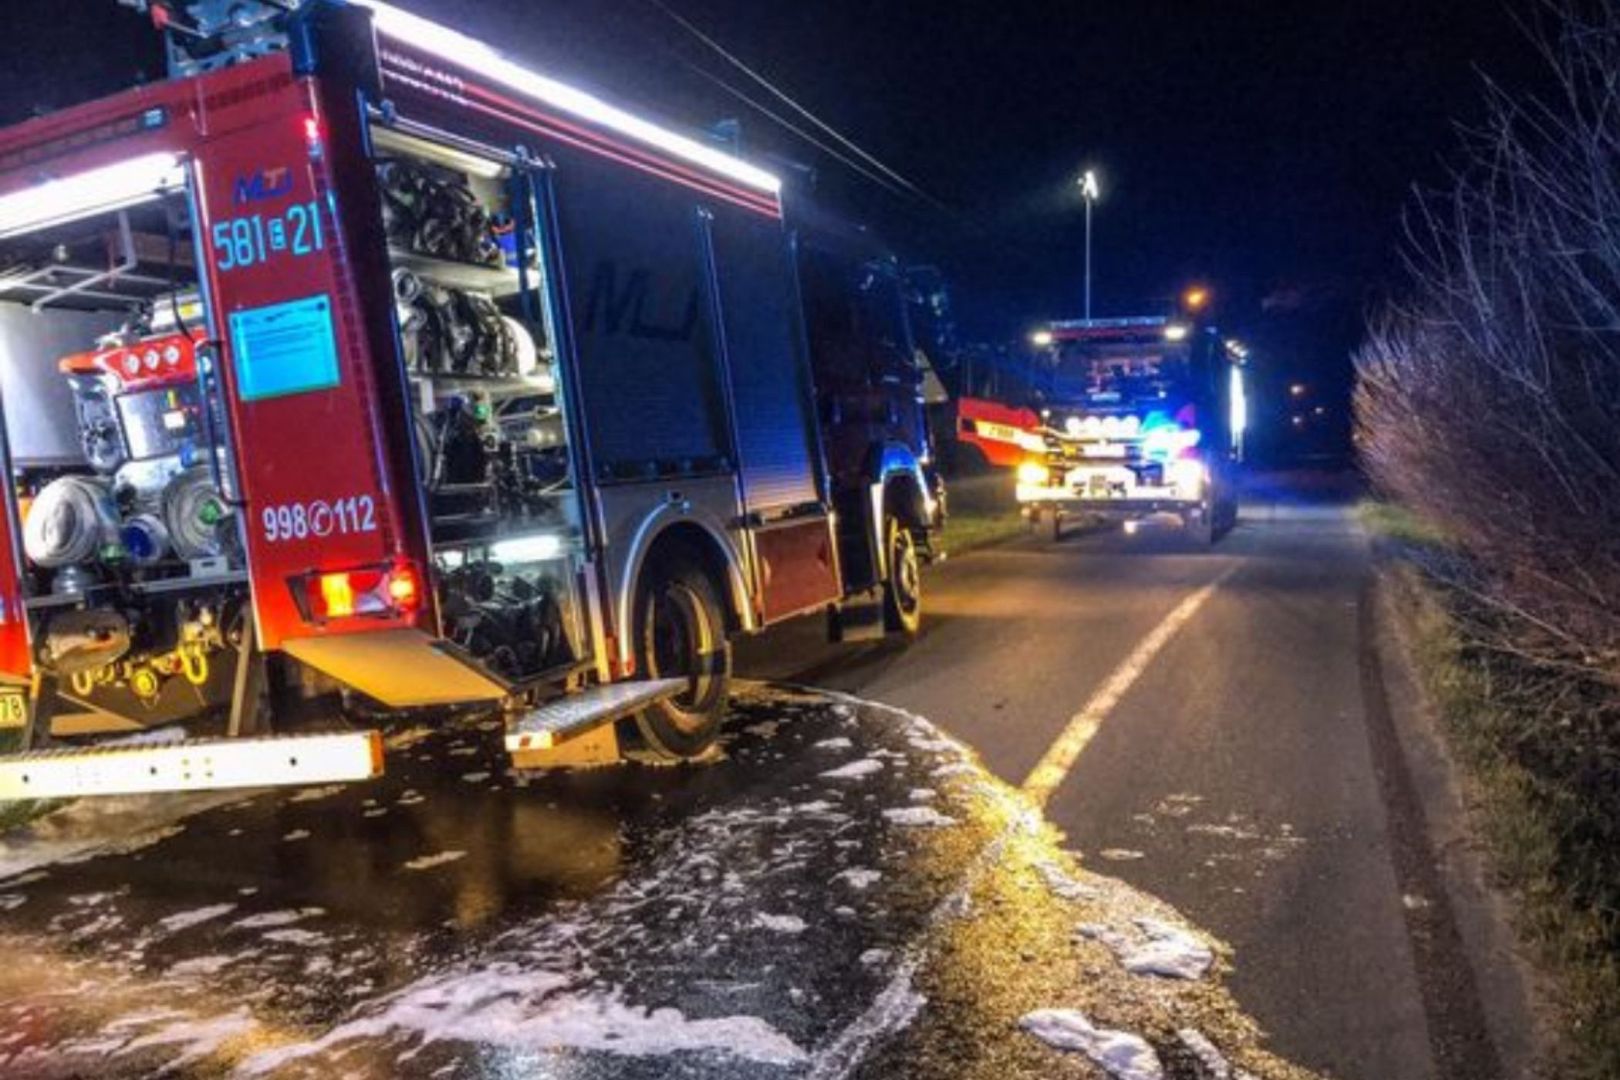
[736,471,1502,1080]
[0,469,1503,1079]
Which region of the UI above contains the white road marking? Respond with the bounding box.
[1021,567,1236,807]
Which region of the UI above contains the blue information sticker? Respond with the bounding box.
[228,294,341,402]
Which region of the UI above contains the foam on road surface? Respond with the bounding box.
[0,687,1318,1079]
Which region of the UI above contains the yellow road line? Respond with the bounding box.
[1021,566,1236,807]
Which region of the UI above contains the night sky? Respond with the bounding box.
[2,2,1543,457]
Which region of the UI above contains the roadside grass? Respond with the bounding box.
[1357,498,1453,548]
[940,507,1027,554]
[1386,560,1620,1079]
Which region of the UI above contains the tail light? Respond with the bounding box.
[299,559,424,623]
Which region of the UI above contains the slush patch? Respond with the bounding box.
[881,806,957,828]
[820,758,884,780]
[1020,1009,1164,1080]
[1080,918,1213,980]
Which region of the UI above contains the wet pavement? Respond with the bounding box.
[0,686,1317,1079]
[734,476,1509,1080]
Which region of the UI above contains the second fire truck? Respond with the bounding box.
[959,315,1246,543]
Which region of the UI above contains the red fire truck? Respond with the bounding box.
[958,316,1246,543]
[0,0,941,799]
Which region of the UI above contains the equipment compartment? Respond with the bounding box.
[372,125,585,684]
[0,192,248,721]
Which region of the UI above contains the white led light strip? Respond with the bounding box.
[0,152,186,240]
[356,1,782,196]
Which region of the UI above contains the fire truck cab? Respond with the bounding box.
[962,316,1245,543]
[0,0,940,800]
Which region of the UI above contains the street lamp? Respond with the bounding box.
[1079,169,1100,320]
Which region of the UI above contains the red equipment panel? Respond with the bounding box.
[0,53,435,673]
[192,78,428,651]
[753,516,841,625]
[58,330,204,390]
[0,496,28,682]
[956,396,1043,469]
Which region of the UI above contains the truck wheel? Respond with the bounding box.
[632,559,732,759]
[1186,502,1216,545]
[881,515,923,635]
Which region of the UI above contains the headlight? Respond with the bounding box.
[1101,416,1123,436]
[1170,459,1206,494]
[1063,415,1083,437]
[1017,462,1052,486]
[1122,415,1141,435]
[1083,416,1104,436]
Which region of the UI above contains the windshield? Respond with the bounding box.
[1047,339,1191,408]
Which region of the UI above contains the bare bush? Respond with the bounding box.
[1356,2,1620,687]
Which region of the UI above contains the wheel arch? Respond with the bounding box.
[614,508,751,666]
[864,441,935,578]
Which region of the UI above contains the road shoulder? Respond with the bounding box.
[1371,567,1556,1078]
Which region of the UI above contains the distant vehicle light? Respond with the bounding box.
[1017,462,1051,487]
[1164,323,1190,342]
[1143,425,1202,460]
[1230,366,1248,442]
[1171,458,1207,494]
[1030,329,1055,347]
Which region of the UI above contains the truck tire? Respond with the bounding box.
[1217,489,1240,534]
[1186,499,1216,546]
[632,558,732,759]
[881,514,923,635]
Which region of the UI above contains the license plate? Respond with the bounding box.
[0,687,26,730]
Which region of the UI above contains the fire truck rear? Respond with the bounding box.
[0,0,940,801]
[983,316,1246,543]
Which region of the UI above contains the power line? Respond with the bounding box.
[636,0,950,213]
[663,45,920,202]
[619,1,927,204]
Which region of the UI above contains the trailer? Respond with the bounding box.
[965,316,1246,543]
[0,0,941,800]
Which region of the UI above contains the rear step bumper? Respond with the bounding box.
[506,678,685,757]
[0,731,384,801]
[0,678,686,800]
